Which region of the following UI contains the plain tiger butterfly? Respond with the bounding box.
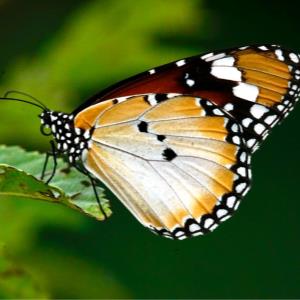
[3,44,299,240]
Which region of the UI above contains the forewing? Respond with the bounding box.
[75,45,300,152]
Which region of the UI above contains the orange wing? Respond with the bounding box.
[76,94,252,239]
[74,45,300,153]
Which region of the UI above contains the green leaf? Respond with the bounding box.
[0,244,49,299]
[0,145,111,221]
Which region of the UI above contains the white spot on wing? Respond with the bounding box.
[175,231,185,237]
[234,201,240,210]
[277,104,285,111]
[240,152,247,163]
[204,218,214,229]
[176,59,186,67]
[186,79,195,87]
[192,231,203,237]
[231,123,239,132]
[258,46,268,51]
[264,115,277,125]
[212,108,224,115]
[247,138,256,148]
[232,136,241,145]
[235,182,247,193]
[237,167,247,177]
[212,56,235,67]
[217,209,228,218]
[205,52,226,62]
[275,49,284,61]
[289,53,299,63]
[167,93,180,98]
[147,94,157,106]
[205,100,213,106]
[233,83,259,102]
[224,103,234,111]
[189,223,201,232]
[201,52,214,60]
[210,224,218,231]
[148,69,156,74]
[254,123,266,135]
[211,66,242,81]
[250,104,269,119]
[116,96,130,102]
[226,196,236,208]
[242,118,253,128]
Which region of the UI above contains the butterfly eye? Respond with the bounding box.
[40,124,52,136]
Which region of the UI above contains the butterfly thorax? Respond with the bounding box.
[39,110,92,163]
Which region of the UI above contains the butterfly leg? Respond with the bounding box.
[40,140,58,184]
[40,151,50,181]
[72,163,108,220]
[88,175,108,220]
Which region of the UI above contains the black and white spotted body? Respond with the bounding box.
[39,111,92,163]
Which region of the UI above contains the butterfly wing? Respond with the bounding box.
[76,94,251,239]
[75,45,300,152]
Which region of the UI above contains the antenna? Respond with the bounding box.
[0,96,46,110]
[3,90,48,110]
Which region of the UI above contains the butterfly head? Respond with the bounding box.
[39,110,92,163]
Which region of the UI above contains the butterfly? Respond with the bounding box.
[5,44,300,240]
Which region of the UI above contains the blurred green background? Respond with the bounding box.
[0,0,299,298]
